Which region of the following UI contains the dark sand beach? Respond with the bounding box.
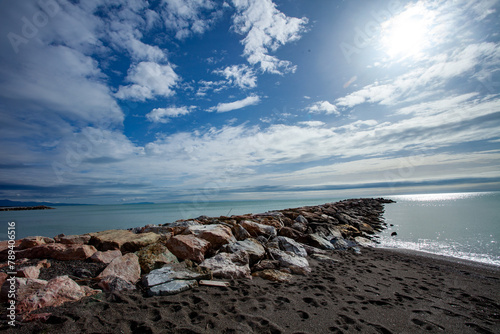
[2,247,499,334]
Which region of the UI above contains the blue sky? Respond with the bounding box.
[0,0,499,204]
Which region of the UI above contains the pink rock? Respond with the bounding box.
[166,235,210,263]
[183,224,236,250]
[0,277,48,303]
[18,236,55,250]
[54,234,91,245]
[16,276,99,315]
[98,253,141,284]
[0,239,22,252]
[90,250,122,264]
[16,243,97,261]
[200,251,251,279]
[17,266,40,279]
[89,229,160,252]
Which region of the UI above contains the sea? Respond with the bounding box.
[1,192,499,266]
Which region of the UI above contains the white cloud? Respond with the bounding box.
[231,0,308,74]
[160,0,219,40]
[208,95,261,112]
[306,101,339,115]
[298,121,325,127]
[214,64,257,89]
[196,80,227,97]
[336,42,500,108]
[115,62,179,101]
[147,106,195,123]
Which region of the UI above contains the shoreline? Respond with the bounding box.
[1,198,499,333]
[376,246,500,272]
[2,247,499,333]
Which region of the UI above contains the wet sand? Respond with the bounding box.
[1,247,499,334]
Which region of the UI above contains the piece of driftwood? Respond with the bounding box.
[199,280,230,287]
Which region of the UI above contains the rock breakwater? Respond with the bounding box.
[0,198,394,322]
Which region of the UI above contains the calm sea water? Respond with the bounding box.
[0,197,345,241]
[1,192,498,266]
[378,192,500,266]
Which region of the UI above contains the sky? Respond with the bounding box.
[0,0,499,204]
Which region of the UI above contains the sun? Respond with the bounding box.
[380,4,434,60]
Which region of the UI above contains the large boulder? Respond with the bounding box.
[307,233,335,250]
[89,250,122,264]
[98,253,141,284]
[232,224,251,241]
[18,236,55,250]
[220,238,265,265]
[89,230,160,252]
[295,215,308,224]
[268,248,310,275]
[166,235,210,263]
[276,236,307,257]
[149,280,198,296]
[278,227,307,242]
[200,251,251,279]
[142,262,210,296]
[142,262,211,287]
[136,243,178,274]
[183,224,236,250]
[16,276,99,315]
[53,234,91,245]
[1,277,48,303]
[15,243,97,261]
[240,220,277,238]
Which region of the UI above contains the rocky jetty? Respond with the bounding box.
[0,198,394,322]
[0,206,54,211]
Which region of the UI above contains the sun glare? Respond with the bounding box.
[380,4,434,59]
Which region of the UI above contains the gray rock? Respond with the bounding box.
[232,224,252,241]
[98,275,136,292]
[308,233,335,250]
[220,239,265,265]
[295,215,308,224]
[142,263,211,288]
[276,236,307,257]
[330,237,349,250]
[268,248,310,274]
[291,222,307,233]
[148,280,197,296]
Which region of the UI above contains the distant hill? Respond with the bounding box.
[0,199,91,207]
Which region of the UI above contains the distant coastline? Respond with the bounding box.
[0,205,55,211]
